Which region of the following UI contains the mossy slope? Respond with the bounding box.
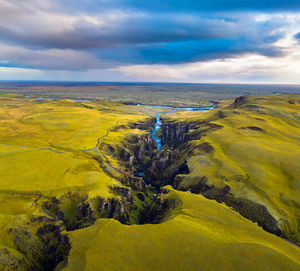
[65,188,300,271]
[167,94,300,245]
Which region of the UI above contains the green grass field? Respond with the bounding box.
[0,93,299,270]
[167,94,300,245]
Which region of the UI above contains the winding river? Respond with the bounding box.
[137,103,217,150]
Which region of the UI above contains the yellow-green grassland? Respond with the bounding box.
[0,94,299,271]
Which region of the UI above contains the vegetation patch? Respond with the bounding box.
[1,94,300,270]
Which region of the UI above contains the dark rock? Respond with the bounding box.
[137,193,145,201]
[139,197,179,224]
[7,219,71,271]
[225,196,282,236]
[111,186,134,202]
[234,95,248,108]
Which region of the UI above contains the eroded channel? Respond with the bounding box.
[5,98,294,270]
[137,103,217,150]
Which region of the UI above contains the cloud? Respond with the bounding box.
[0,4,291,67]
[113,52,300,84]
[0,0,299,83]
[0,6,288,49]
[0,43,104,70]
[104,37,283,65]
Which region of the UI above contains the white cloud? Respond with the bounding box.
[0,67,41,74]
[0,66,42,80]
[0,43,103,70]
[113,50,300,84]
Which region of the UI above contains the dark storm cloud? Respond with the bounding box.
[91,15,286,64]
[1,13,283,49]
[107,38,283,64]
[0,0,295,70]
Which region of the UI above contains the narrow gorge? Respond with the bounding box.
[3,97,298,271]
[108,100,286,239]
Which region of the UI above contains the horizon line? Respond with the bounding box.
[0,80,300,87]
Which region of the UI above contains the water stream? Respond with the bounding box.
[137,103,217,150]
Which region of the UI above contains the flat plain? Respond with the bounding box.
[1,82,300,107]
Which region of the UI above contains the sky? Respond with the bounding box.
[0,0,300,83]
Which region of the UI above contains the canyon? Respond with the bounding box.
[0,94,299,270]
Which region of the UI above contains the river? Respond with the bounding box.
[137,103,217,150]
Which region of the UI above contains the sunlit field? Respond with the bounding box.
[0,94,299,270]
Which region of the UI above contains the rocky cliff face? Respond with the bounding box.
[161,120,202,148]
[161,119,223,148]
[130,115,283,239]
[3,215,70,271]
[175,176,281,236]
[110,119,192,189]
[94,114,284,241]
